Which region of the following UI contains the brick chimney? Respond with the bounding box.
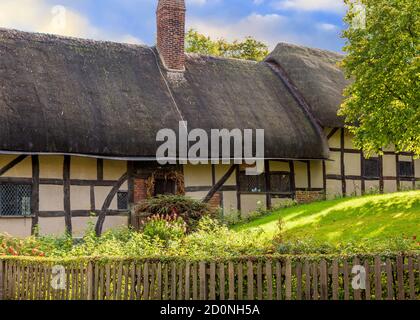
[156,0,186,71]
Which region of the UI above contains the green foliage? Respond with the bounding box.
[141,214,187,244]
[339,0,420,156]
[134,195,212,230]
[185,29,269,61]
[1,193,419,259]
[0,232,73,257]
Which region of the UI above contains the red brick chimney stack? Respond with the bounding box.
[156,0,186,71]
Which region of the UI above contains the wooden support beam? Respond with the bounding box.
[265,160,271,210]
[361,151,366,194]
[236,165,241,212]
[95,172,128,236]
[90,185,95,211]
[203,165,238,203]
[63,155,72,235]
[97,159,104,181]
[211,164,216,186]
[340,129,346,196]
[0,155,27,176]
[379,155,384,193]
[31,155,40,235]
[39,210,128,218]
[411,156,416,189]
[289,161,296,199]
[306,161,311,190]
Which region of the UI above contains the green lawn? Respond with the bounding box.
[233,191,420,243]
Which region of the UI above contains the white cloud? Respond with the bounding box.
[188,13,296,49]
[272,0,345,13]
[188,11,344,52]
[316,23,338,31]
[0,0,142,44]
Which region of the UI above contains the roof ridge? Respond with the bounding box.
[274,42,345,57]
[185,52,258,64]
[0,27,149,49]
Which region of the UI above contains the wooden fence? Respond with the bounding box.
[0,255,419,300]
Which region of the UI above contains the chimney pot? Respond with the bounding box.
[156,0,186,71]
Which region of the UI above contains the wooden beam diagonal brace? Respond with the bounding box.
[95,172,128,236]
[203,165,238,203]
[0,155,27,176]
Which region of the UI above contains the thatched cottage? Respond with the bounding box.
[0,0,418,237]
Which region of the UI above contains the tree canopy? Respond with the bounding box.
[185,29,269,62]
[339,0,419,157]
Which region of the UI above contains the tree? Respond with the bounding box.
[339,0,419,157]
[185,29,269,62]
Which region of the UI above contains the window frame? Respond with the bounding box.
[363,158,381,179]
[398,161,414,178]
[116,190,129,211]
[238,170,292,195]
[0,182,33,217]
[238,170,267,193]
[269,172,292,194]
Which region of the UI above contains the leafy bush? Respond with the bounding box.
[0,217,418,259]
[0,232,73,257]
[141,214,187,244]
[134,195,212,231]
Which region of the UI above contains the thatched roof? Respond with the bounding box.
[267,43,350,128]
[0,28,329,160]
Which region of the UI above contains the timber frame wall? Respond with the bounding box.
[324,128,419,198]
[0,155,129,236]
[0,133,419,236]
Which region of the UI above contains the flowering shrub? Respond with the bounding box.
[0,233,72,257]
[141,214,187,243]
[0,218,418,258]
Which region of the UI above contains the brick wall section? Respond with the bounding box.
[208,192,222,210]
[295,191,325,204]
[133,178,147,203]
[156,0,186,71]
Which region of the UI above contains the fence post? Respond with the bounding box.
[87,262,94,300]
[0,260,4,300]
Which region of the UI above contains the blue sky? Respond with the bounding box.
[0,0,347,52]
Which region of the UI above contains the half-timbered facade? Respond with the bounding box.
[0,0,418,237]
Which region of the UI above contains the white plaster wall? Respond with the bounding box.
[326,180,342,200]
[240,194,266,216]
[294,162,308,189]
[184,164,212,187]
[222,191,237,215]
[70,186,91,210]
[103,160,127,180]
[326,152,341,175]
[310,161,324,188]
[39,185,64,211]
[39,156,64,179]
[70,156,97,180]
[0,218,32,237]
